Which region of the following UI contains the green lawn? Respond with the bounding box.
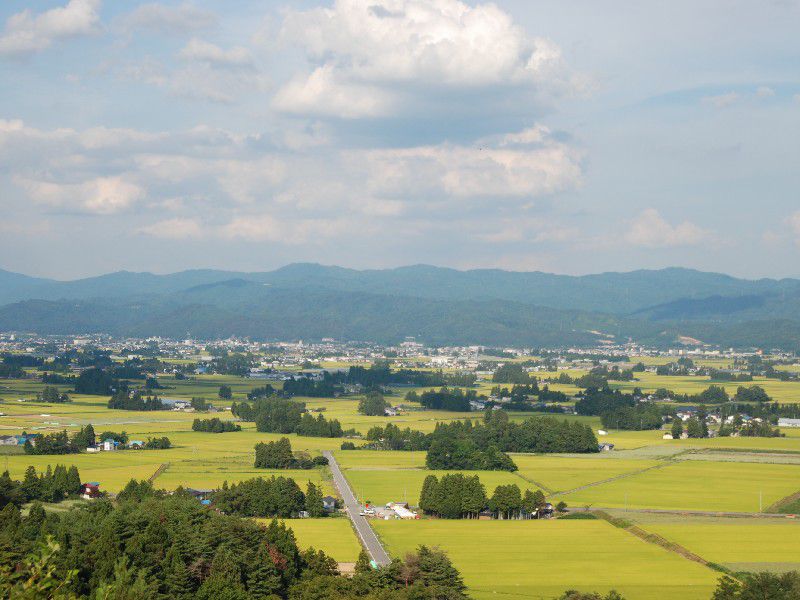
[373,520,720,600]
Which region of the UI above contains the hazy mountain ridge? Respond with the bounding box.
[1,264,799,349]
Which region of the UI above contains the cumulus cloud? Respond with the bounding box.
[624,209,707,248]
[14,175,144,215]
[787,211,800,245]
[119,2,216,35]
[0,0,101,57]
[702,92,739,108]
[179,38,252,68]
[274,0,575,118]
[756,86,775,98]
[1,119,583,250]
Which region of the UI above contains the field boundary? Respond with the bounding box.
[592,511,730,576]
[148,462,170,483]
[765,489,800,514]
[549,460,675,498]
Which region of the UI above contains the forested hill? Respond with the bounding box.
[2,264,799,313]
[1,264,800,350]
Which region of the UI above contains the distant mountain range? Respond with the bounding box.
[1,264,799,350]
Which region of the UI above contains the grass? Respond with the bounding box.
[373,519,720,600]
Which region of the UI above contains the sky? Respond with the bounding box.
[0,0,798,280]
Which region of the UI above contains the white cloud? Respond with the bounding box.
[756,86,775,98]
[358,132,582,199]
[0,120,582,250]
[274,0,574,118]
[14,175,144,215]
[787,211,800,245]
[119,2,216,35]
[273,65,394,118]
[624,209,707,248]
[702,92,739,108]
[179,38,252,68]
[137,217,203,239]
[0,0,101,57]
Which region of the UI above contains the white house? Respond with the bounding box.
[778,418,800,428]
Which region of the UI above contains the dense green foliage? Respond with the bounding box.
[358,391,388,416]
[211,477,308,517]
[0,464,82,506]
[0,486,469,600]
[192,417,241,433]
[406,387,478,411]
[419,474,549,520]
[365,423,430,451]
[253,437,324,470]
[108,389,165,411]
[712,572,800,600]
[233,398,344,438]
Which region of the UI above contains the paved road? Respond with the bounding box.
[323,451,391,566]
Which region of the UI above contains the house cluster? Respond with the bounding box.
[0,433,40,447]
[86,438,145,452]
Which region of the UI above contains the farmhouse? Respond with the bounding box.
[778,418,800,428]
[0,435,17,446]
[598,442,615,452]
[322,496,337,511]
[81,482,102,500]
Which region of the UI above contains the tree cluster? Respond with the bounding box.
[0,464,82,508]
[600,404,664,431]
[358,391,389,416]
[406,387,478,411]
[233,397,344,438]
[254,438,326,470]
[365,423,430,451]
[491,363,531,384]
[192,418,241,433]
[211,477,324,518]
[419,473,553,520]
[37,386,71,403]
[108,390,165,411]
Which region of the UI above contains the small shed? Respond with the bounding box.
[322,496,337,511]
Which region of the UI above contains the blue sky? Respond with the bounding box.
[0,0,798,279]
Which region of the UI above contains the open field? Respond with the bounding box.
[641,518,800,573]
[255,518,363,563]
[344,468,529,506]
[373,519,720,600]
[510,455,663,493]
[559,460,800,513]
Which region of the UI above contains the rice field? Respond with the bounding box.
[373,519,720,600]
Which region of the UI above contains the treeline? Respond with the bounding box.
[406,387,478,411]
[489,383,569,409]
[419,473,562,520]
[254,437,328,470]
[358,411,599,466]
[108,389,165,411]
[212,477,326,518]
[192,418,241,433]
[0,464,82,507]
[272,361,479,400]
[430,410,598,458]
[0,487,469,599]
[232,397,345,438]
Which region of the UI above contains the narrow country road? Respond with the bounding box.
[323,451,392,566]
